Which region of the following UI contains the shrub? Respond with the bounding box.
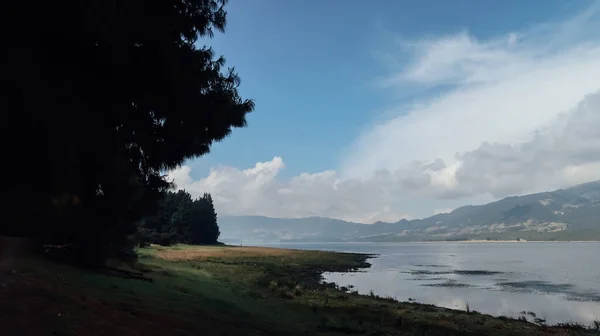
[279,290,294,299]
[268,280,278,291]
[556,322,589,331]
[246,290,263,299]
[294,284,302,296]
[382,296,397,303]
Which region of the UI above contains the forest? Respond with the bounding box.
[138,191,220,247]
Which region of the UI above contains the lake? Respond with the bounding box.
[261,241,600,326]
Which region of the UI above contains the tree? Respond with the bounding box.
[189,193,220,244]
[165,190,194,240]
[139,190,194,246]
[138,191,220,246]
[1,0,252,265]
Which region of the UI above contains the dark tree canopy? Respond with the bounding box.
[139,190,220,246]
[1,0,252,265]
[189,193,220,244]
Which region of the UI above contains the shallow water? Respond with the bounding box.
[262,241,600,325]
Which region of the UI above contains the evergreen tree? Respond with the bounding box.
[1,0,252,265]
[166,190,194,240]
[203,193,221,244]
[139,191,221,246]
[188,193,220,244]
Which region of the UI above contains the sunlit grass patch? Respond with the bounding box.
[4,243,599,335]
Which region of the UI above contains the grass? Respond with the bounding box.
[2,242,599,335]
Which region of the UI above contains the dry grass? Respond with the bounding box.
[153,245,304,260]
[3,241,598,336]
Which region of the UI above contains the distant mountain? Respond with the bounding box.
[219,181,600,243]
[217,216,366,244]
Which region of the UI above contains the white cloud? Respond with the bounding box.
[171,4,600,222]
[433,208,454,215]
[168,157,414,223]
[345,38,600,177]
[340,4,600,193]
[450,92,600,197]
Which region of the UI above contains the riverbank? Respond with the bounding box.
[432,240,600,243]
[1,243,598,335]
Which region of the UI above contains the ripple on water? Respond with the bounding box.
[422,279,473,288]
[495,280,600,302]
[410,277,447,281]
[404,269,503,276]
[497,280,573,292]
[454,270,504,275]
[565,293,600,302]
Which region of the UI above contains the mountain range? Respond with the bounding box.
[218,181,600,243]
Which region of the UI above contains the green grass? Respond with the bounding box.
[2,244,599,335]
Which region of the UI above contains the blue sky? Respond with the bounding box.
[194,0,584,179]
[170,0,600,222]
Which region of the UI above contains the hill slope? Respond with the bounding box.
[219,181,600,243]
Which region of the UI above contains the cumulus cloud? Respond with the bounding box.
[343,4,600,179]
[170,90,600,222]
[451,92,600,197]
[170,4,600,222]
[168,157,414,223]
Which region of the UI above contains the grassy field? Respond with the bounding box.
[1,242,599,335]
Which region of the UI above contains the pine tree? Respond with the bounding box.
[138,191,220,246]
[167,190,194,241]
[187,193,220,244]
[1,0,252,265]
[198,193,220,244]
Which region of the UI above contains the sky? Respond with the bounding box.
[168,0,600,223]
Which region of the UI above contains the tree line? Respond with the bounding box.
[138,191,220,246]
[1,0,252,267]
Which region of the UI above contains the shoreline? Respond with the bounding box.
[276,240,600,244]
[426,239,600,243]
[145,245,599,334]
[6,243,599,335]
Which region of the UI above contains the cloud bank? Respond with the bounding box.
[169,5,600,223]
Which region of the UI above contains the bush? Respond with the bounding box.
[268,280,278,291]
[279,289,294,299]
[246,290,263,299]
[294,285,303,296]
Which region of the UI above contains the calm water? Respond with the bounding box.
[262,242,600,325]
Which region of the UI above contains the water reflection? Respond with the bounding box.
[268,241,600,326]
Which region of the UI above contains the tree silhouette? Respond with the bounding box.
[189,193,220,244]
[139,191,220,246]
[1,0,252,265]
